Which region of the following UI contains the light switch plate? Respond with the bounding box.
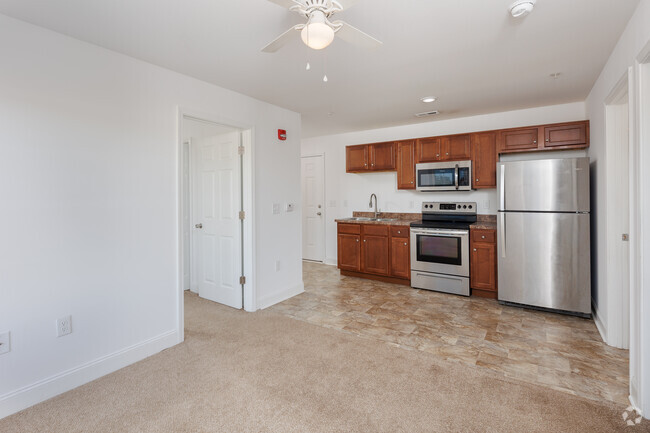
[57,315,72,337]
[272,203,280,215]
[0,331,10,355]
[285,203,295,212]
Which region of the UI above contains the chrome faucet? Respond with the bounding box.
[369,193,378,219]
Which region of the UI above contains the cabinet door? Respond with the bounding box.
[498,128,540,153]
[470,243,496,290]
[390,237,410,279]
[346,145,369,172]
[471,132,497,189]
[338,234,361,271]
[370,142,396,170]
[441,134,471,160]
[362,235,389,275]
[544,122,588,148]
[416,137,441,162]
[396,140,416,189]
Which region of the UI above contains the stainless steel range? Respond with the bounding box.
[410,202,477,296]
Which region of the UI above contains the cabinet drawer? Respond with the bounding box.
[390,226,409,238]
[363,224,389,237]
[471,229,496,243]
[338,223,361,235]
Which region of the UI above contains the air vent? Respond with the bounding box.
[415,110,439,118]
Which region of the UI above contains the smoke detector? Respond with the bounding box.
[415,110,439,118]
[510,0,536,18]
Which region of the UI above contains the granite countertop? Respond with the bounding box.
[470,215,497,230]
[336,212,497,229]
[335,212,420,226]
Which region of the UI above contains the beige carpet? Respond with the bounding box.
[1,292,647,433]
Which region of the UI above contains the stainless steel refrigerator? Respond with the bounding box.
[497,157,591,317]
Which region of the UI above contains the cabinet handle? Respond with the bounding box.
[404,243,407,246]
[481,235,485,239]
[476,178,479,182]
[474,248,477,252]
[533,140,537,144]
[546,139,550,142]
[356,239,359,242]
[436,154,440,157]
[398,231,401,234]
[446,152,449,155]
[411,181,414,184]
[364,240,366,242]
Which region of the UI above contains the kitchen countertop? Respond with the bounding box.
[470,215,497,230]
[336,212,497,229]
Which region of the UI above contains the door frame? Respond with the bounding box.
[602,70,631,349]
[176,107,256,344]
[301,153,326,263]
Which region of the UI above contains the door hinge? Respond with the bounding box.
[239,211,245,220]
[238,146,245,155]
[622,234,629,241]
[239,276,246,285]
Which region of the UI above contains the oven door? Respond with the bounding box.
[410,228,469,277]
[416,161,472,192]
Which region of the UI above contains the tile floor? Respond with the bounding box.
[268,261,630,406]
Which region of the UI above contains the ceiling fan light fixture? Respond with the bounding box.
[509,0,536,18]
[301,22,335,50]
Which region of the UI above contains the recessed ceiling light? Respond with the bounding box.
[550,72,561,79]
[421,96,437,103]
[509,0,536,18]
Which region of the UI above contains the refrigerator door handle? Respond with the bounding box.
[499,165,505,209]
[500,212,506,258]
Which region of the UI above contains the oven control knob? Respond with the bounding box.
[468,205,473,209]
[457,205,461,209]
[463,205,467,209]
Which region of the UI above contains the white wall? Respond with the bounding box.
[585,0,650,415]
[0,14,302,418]
[302,102,586,265]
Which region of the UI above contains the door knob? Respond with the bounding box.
[317,212,322,216]
[195,223,203,229]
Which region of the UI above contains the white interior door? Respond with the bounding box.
[301,155,325,262]
[192,132,242,309]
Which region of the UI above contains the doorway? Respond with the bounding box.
[178,110,256,339]
[301,155,325,262]
[604,74,631,349]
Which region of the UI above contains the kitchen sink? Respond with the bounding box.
[340,217,397,222]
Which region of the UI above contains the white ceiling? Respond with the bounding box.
[0,0,640,138]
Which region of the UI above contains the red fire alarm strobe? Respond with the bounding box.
[278,129,287,141]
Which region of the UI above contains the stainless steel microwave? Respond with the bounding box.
[416,161,472,192]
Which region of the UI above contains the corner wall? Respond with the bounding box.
[0,14,302,418]
[302,102,586,265]
[585,0,650,415]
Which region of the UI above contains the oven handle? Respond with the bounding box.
[411,229,469,237]
[455,164,459,190]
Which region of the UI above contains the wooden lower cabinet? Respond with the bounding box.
[337,223,410,284]
[470,228,498,298]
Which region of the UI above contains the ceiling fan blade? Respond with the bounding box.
[261,26,301,53]
[333,21,382,49]
[266,0,301,8]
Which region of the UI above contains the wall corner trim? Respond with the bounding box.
[0,330,179,420]
[592,301,608,344]
[257,282,305,310]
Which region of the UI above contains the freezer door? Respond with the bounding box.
[497,157,590,212]
[497,212,591,314]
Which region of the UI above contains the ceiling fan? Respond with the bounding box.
[262,0,382,52]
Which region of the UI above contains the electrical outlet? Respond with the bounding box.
[329,200,336,207]
[285,203,295,212]
[482,199,490,210]
[0,331,10,355]
[343,200,348,208]
[57,316,72,337]
[272,203,280,215]
[275,260,281,272]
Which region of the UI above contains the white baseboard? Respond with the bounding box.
[629,393,642,416]
[324,258,337,266]
[592,301,608,344]
[0,330,179,420]
[257,282,304,310]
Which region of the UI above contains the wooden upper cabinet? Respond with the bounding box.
[498,127,540,153]
[369,142,396,170]
[544,122,588,149]
[396,140,416,189]
[346,145,368,172]
[471,132,497,189]
[416,137,442,163]
[441,134,471,160]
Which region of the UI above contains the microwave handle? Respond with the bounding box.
[454,164,459,190]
